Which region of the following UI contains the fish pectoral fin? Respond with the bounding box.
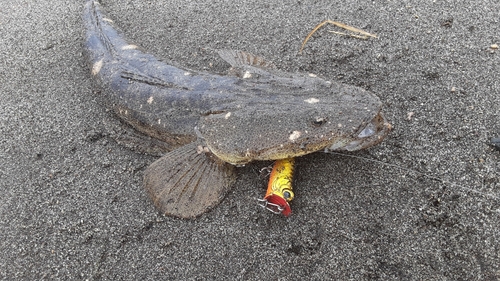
[217,49,277,77]
[143,142,236,219]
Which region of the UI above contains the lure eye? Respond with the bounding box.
[283,189,294,202]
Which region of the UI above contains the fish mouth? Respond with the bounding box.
[327,112,391,152]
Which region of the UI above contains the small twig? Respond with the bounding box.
[299,19,378,54]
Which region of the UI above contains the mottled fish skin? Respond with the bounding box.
[83,0,390,164]
[83,0,392,218]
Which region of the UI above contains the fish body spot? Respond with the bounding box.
[92,59,103,76]
[122,44,138,50]
[289,131,301,141]
[304,98,320,104]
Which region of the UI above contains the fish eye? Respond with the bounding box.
[283,189,294,201]
[311,117,327,127]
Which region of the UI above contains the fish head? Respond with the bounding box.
[198,81,391,165]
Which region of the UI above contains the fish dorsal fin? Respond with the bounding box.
[217,50,277,78]
[143,141,236,219]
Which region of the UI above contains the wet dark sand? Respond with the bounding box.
[1,0,499,279]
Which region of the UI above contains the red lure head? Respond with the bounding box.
[263,194,292,216]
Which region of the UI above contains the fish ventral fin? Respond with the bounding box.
[143,141,236,219]
[217,49,277,78]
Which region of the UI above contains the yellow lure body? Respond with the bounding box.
[263,158,295,216]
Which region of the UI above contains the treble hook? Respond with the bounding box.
[257,198,285,215]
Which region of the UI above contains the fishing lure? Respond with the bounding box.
[258,158,295,216]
